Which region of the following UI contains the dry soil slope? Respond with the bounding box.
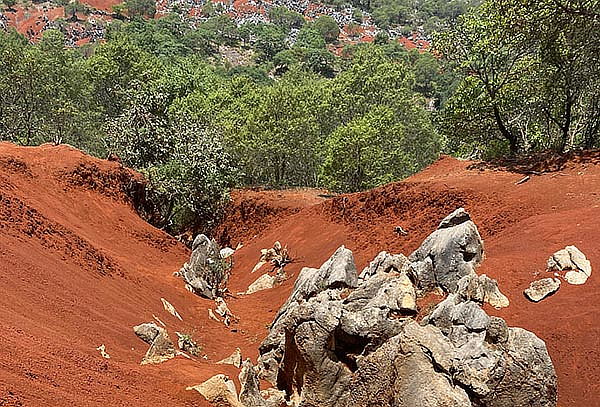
[0,143,247,407]
[1,143,599,407]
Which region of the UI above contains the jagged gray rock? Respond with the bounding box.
[337,322,472,407]
[524,278,561,302]
[179,234,225,299]
[239,360,268,407]
[256,209,557,407]
[238,360,286,407]
[409,208,484,293]
[358,251,410,280]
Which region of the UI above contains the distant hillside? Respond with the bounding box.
[0,0,475,49]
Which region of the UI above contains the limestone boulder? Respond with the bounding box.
[187,374,242,407]
[133,322,160,344]
[456,274,509,309]
[246,274,276,295]
[139,325,176,365]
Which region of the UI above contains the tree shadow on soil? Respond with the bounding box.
[467,149,600,174]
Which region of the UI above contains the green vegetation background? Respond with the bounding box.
[0,0,598,234]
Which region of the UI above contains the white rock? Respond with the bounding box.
[564,270,589,285]
[566,245,592,276]
[524,278,561,302]
[547,245,592,285]
[217,348,242,368]
[246,274,276,295]
[96,344,110,359]
[220,247,235,259]
[161,298,182,321]
[208,308,221,322]
[187,374,242,407]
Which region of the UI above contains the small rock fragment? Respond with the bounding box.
[133,322,160,344]
[564,270,588,285]
[246,274,276,295]
[161,298,182,321]
[217,348,242,368]
[215,297,237,326]
[220,247,235,259]
[141,327,176,365]
[208,308,221,322]
[547,245,592,285]
[524,278,561,302]
[152,314,166,327]
[176,332,200,356]
[394,226,408,236]
[215,297,232,318]
[187,374,242,407]
[96,344,110,359]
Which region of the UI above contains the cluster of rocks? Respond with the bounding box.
[247,208,556,407]
[188,360,286,407]
[244,241,291,295]
[524,245,592,302]
[189,208,556,407]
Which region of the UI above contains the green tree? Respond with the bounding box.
[438,0,600,154]
[247,23,287,62]
[268,6,304,31]
[0,29,97,149]
[311,15,340,43]
[1,0,17,11]
[295,25,326,49]
[124,0,155,18]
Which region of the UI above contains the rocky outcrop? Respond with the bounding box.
[524,278,561,302]
[547,245,592,285]
[179,234,227,299]
[217,348,242,368]
[188,361,285,407]
[239,360,286,407]
[456,273,509,309]
[409,208,484,293]
[134,322,160,344]
[255,209,556,407]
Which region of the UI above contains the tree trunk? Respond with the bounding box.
[559,97,573,153]
[493,105,518,154]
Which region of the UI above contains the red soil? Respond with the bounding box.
[1,143,599,406]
